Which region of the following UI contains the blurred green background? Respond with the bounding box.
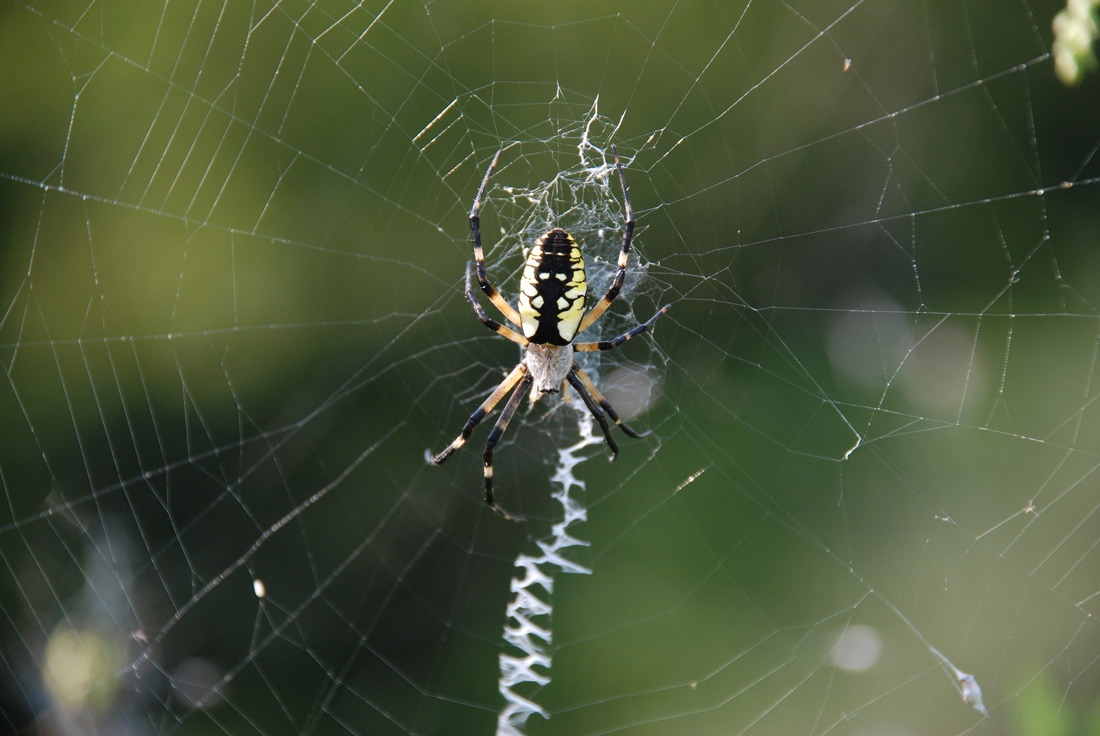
[2,0,1100,734]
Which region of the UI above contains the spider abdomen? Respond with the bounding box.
[517,229,587,346]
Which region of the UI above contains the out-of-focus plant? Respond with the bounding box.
[1053,0,1099,84]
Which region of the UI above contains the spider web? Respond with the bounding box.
[3,1,1100,735]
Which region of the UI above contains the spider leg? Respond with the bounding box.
[465,261,528,346]
[427,363,527,466]
[576,144,634,336]
[470,150,523,328]
[571,365,649,438]
[566,369,620,461]
[483,373,533,520]
[574,305,670,352]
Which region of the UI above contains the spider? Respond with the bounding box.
[427,146,669,520]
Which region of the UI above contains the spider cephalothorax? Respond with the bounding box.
[427,147,669,520]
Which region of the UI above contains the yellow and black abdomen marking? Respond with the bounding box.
[518,229,587,345]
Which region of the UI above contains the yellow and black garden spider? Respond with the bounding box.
[427,146,669,520]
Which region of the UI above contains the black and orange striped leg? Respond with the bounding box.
[427,363,528,467]
[465,261,528,346]
[469,149,523,327]
[483,373,533,520]
[574,305,670,353]
[566,369,620,461]
[570,365,649,439]
[576,144,635,335]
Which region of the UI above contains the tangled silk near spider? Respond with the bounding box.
[427,146,669,521]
